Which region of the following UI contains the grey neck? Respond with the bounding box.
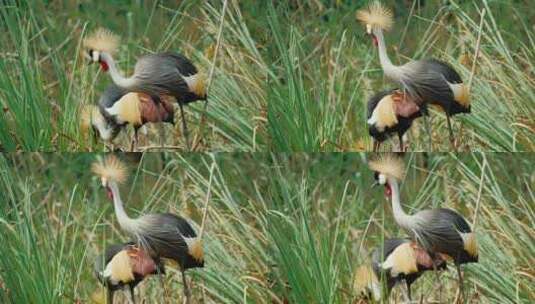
[373,28,402,81]
[109,181,136,233]
[388,177,412,229]
[100,52,137,90]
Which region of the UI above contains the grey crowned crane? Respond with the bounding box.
[92,156,204,304]
[367,89,422,151]
[354,238,446,302]
[369,154,478,301]
[83,28,207,148]
[357,2,471,148]
[81,83,175,151]
[94,242,165,304]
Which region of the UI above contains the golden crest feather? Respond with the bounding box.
[83,28,120,54]
[80,105,99,135]
[356,1,394,31]
[353,264,378,292]
[368,153,405,181]
[91,155,128,184]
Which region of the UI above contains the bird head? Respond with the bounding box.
[356,1,393,47]
[82,28,119,72]
[368,154,405,198]
[80,105,121,143]
[91,156,128,200]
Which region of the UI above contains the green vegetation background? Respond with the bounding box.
[0,152,533,303]
[1,0,534,151]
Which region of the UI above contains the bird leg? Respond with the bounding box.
[130,127,140,152]
[431,258,442,303]
[182,269,192,304]
[372,140,381,152]
[446,114,456,151]
[456,263,464,304]
[406,281,412,302]
[106,288,114,304]
[158,122,165,149]
[398,133,405,152]
[179,103,190,150]
[127,285,135,304]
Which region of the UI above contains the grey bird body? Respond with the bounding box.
[399,59,470,115]
[129,53,202,103]
[367,25,470,147]
[99,51,206,104]
[134,213,204,270]
[410,208,477,264]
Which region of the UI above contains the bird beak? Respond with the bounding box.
[366,24,372,35]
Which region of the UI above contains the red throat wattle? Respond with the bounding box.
[384,184,392,198]
[106,187,113,200]
[372,35,378,47]
[100,61,109,71]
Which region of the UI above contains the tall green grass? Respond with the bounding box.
[267,0,535,151]
[0,1,268,151]
[1,153,532,303]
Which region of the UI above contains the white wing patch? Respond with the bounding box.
[367,94,398,131]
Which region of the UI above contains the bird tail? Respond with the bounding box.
[461,232,478,260]
[184,73,207,99]
[185,237,204,264]
[451,83,471,108]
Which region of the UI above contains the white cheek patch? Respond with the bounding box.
[92,50,100,62]
[378,174,386,184]
[366,24,372,34]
